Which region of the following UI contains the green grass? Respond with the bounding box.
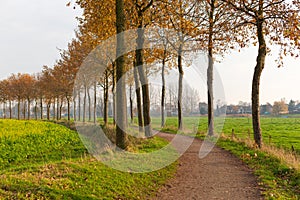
[223,117,300,154]
[0,119,177,199]
[151,116,300,154]
[0,120,86,170]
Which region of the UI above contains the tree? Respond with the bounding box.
[133,0,154,137]
[273,100,288,116]
[288,99,296,113]
[116,0,128,149]
[193,0,237,135]
[22,74,36,120]
[224,0,300,148]
[133,61,144,132]
[162,0,200,130]
[40,67,55,120]
[0,79,13,119]
[9,74,25,120]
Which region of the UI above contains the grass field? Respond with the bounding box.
[0,119,177,199]
[151,116,300,154]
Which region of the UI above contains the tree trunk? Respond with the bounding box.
[83,85,87,123]
[35,101,38,120]
[73,97,77,121]
[207,0,215,136]
[17,99,20,120]
[129,84,134,124]
[9,100,12,119]
[252,15,266,148]
[78,90,81,121]
[27,98,31,120]
[87,87,91,122]
[56,97,60,120]
[59,98,63,120]
[112,64,116,125]
[94,82,97,124]
[40,98,43,120]
[116,0,127,149]
[47,101,51,120]
[177,45,184,131]
[136,25,151,137]
[134,62,144,132]
[53,99,56,120]
[67,97,70,121]
[104,71,109,125]
[161,49,166,128]
[207,55,214,136]
[23,100,26,120]
[3,102,6,119]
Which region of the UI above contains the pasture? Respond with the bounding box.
[151,116,300,153]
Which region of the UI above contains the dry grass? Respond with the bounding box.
[221,133,300,170]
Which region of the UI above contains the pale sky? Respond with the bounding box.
[0,0,81,79]
[0,0,299,105]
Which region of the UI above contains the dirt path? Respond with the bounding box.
[153,133,263,200]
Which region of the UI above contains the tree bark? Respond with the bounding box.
[47,101,51,120]
[129,84,134,124]
[161,49,166,128]
[56,97,59,120]
[9,100,12,119]
[116,0,127,149]
[252,8,266,148]
[112,64,116,125]
[67,97,70,121]
[73,96,77,121]
[94,81,97,124]
[87,87,91,122]
[78,90,81,121]
[53,99,56,120]
[207,0,215,136]
[207,56,214,136]
[134,62,144,132]
[104,71,109,125]
[23,100,26,120]
[136,25,151,137]
[27,98,31,120]
[3,103,6,119]
[17,99,20,120]
[35,101,38,120]
[177,45,183,131]
[59,98,63,120]
[40,98,43,120]
[83,85,87,123]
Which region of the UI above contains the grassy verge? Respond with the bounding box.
[216,137,300,199]
[0,119,177,199]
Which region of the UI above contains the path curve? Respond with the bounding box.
[153,132,263,200]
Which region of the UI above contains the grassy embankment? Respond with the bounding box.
[0,119,177,199]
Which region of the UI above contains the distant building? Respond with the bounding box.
[260,103,273,115]
[226,104,251,115]
[198,102,208,115]
[165,103,177,117]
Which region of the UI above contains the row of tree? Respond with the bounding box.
[0,65,76,121]
[0,0,299,149]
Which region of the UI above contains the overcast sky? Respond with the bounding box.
[0,0,81,79]
[0,0,299,105]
